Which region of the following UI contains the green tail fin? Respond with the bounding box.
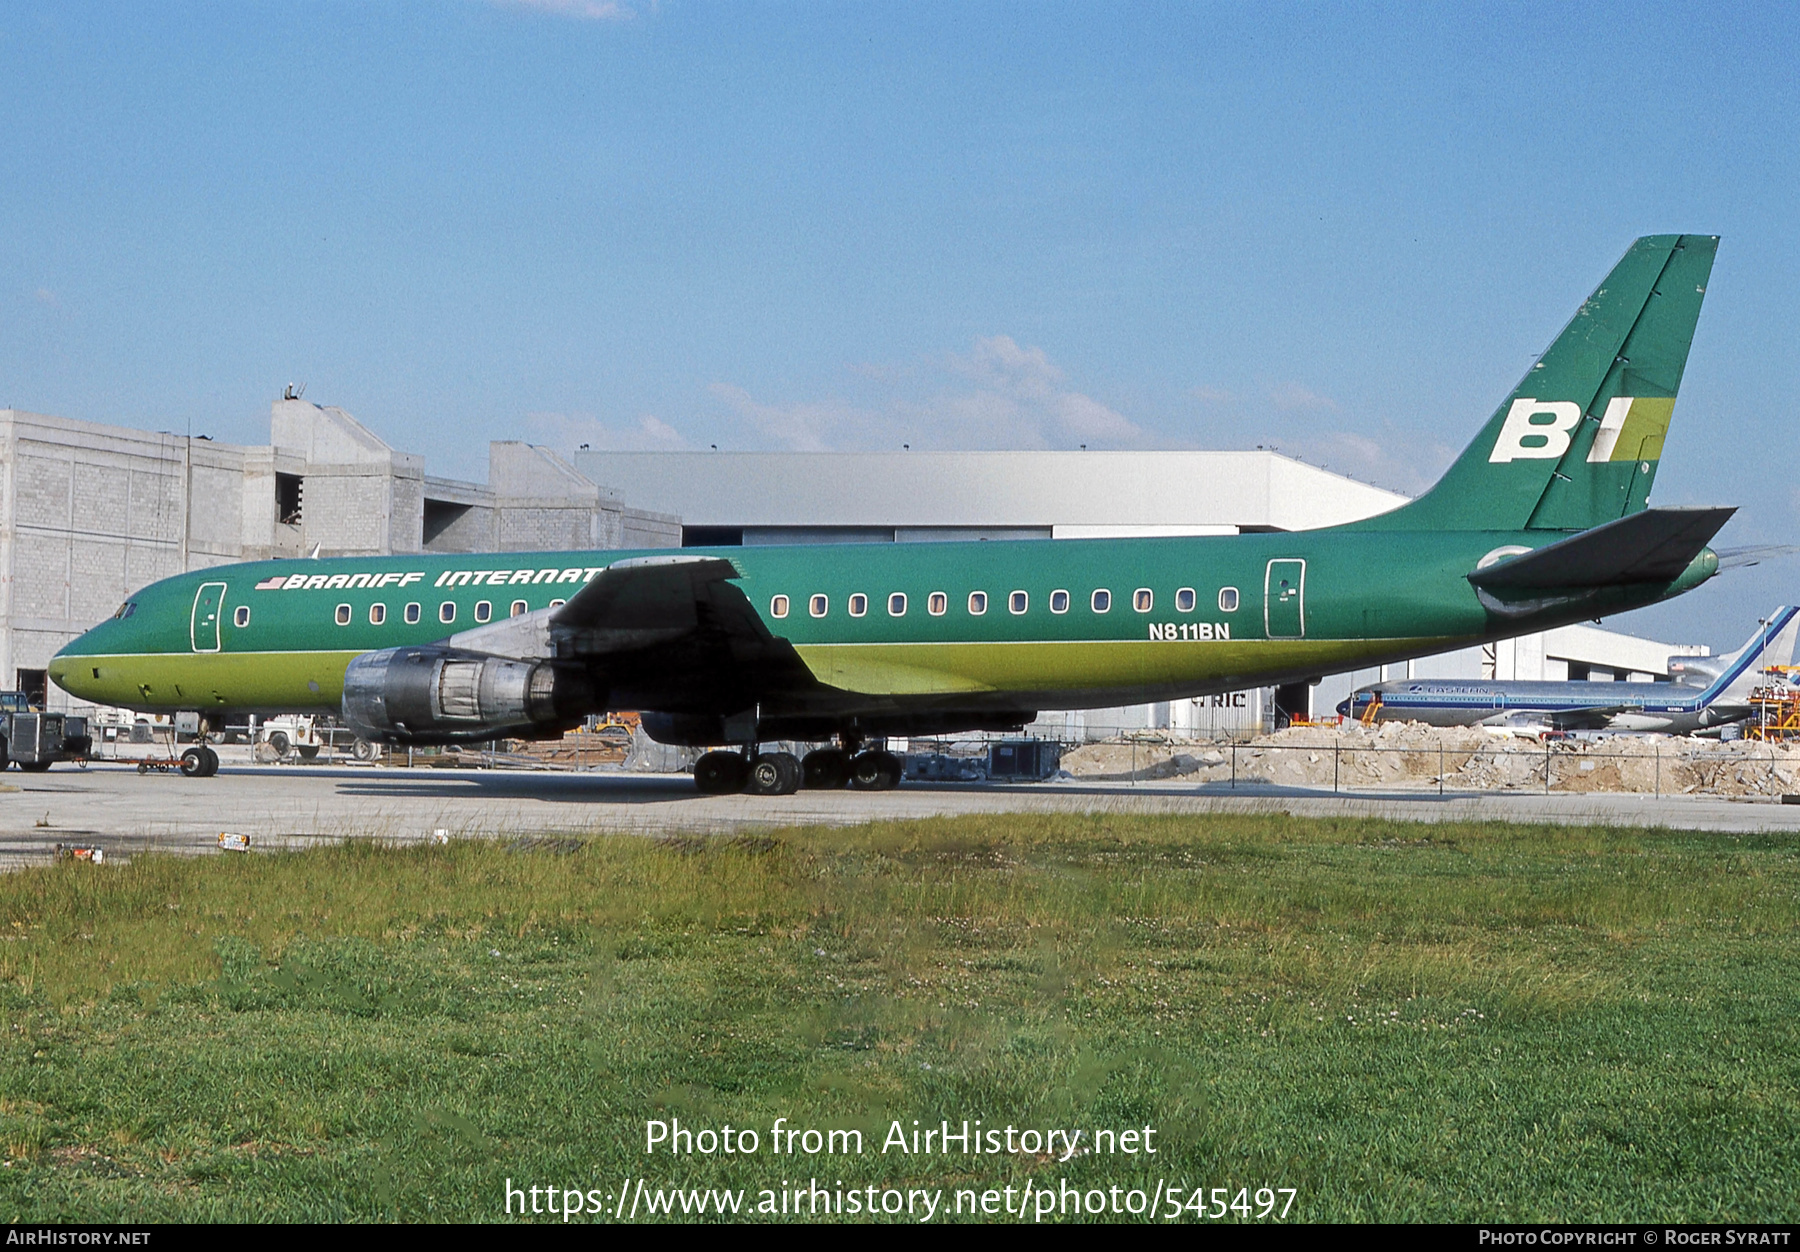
[1353,234,1717,532]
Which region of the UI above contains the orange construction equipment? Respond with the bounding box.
[1745,666,1800,741]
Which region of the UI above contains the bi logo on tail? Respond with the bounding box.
[1488,396,1675,465]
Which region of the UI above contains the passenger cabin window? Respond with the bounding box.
[1134,588,1154,612]
[234,606,250,628]
[771,595,790,618]
[888,592,907,617]
[1176,588,1196,613]
[928,592,947,616]
[1050,590,1069,614]
[549,599,565,609]
[810,594,829,618]
[1009,591,1028,615]
[968,591,988,615]
[335,604,352,626]
[511,600,528,618]
[1091,589,1111,613]
[439,602,456,624]
[849,593,868,617]
[1219,587,1240,612]
[405,602,422,624]
[369,603,386,626]
[475,600,492,624]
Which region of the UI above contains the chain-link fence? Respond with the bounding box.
[1054,732,1800,798]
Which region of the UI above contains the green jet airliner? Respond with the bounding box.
[52,234,1730,795]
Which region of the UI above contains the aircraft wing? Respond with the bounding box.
[1544,705,1633,732]
[445,553,797,667]
[1478,705,1628,733]
[548,555,759,652]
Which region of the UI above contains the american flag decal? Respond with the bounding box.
[254,576,287,591]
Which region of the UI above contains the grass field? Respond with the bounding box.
[0,813,1796,1223]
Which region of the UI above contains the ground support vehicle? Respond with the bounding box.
[0,694,93,772]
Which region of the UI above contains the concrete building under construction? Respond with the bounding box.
[0,398,677,708]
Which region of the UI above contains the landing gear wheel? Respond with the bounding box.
[180,748,208,778]
[694,751,751,795]
[746,752,802,796]
[848,749,903,791]
[201,746,220,777]
[16,760,52,773]
[801,748,850,789]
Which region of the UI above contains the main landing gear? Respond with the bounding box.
[693,749,804,796]
[693,740,903,796]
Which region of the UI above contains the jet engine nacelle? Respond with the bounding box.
[341,646,596,745]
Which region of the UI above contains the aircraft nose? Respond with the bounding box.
[48,653,87,698]
[49,625,115,702]
[1335,698,1352,717]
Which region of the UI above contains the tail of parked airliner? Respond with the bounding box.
[1694,606,1799,707]
[1352,234,1719,533]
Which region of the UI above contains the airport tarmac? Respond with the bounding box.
[4,753,1800,869]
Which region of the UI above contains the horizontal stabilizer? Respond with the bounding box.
[1468,506,1735,590]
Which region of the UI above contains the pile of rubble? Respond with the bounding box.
[1061,722,1800,796]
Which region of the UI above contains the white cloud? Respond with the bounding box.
[1280,428,1455,496]
[523,410,688,451]
[934,334,1140,446]
[492,0,636,21]
[1267,381,1340,412]
[951,334,1063,392]
[707,383,875,451]
[707,335,1143,452]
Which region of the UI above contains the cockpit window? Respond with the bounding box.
[112,602,137,620]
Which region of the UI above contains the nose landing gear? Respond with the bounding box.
[179,746,220,777]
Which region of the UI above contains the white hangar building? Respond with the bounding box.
[572,448,1410,545]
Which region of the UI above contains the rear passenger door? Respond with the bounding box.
[1264,560,1305,638]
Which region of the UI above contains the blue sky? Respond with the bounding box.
[2,1,1795,648]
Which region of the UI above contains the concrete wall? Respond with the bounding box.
[1,411,196,693]
[2,401,680,709]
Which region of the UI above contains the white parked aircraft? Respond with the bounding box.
[1338,607,1799,735]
